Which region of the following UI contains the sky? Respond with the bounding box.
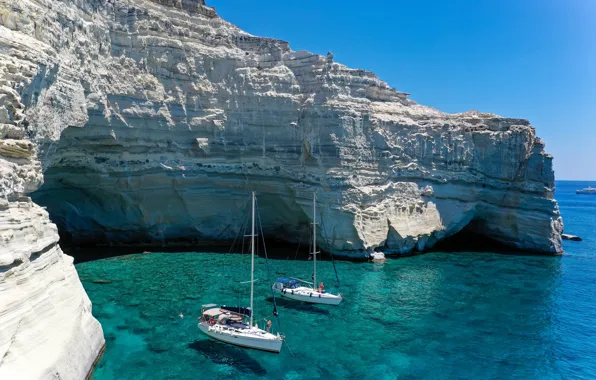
[211,0,595,180]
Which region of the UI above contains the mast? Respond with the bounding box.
[313,192,317,291]
[250,191,255,327]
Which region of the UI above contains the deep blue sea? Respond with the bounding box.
[77,180,596,379]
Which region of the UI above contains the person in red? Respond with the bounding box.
[209,317,215,325]
[319,281,325,293]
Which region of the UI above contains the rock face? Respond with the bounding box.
[2,0,561,263]
[0,199,104,379]
[0,1,105,378]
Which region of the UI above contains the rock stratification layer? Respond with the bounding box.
[3,0,562,261]
[0,1,105,378]
[0,198,105,379]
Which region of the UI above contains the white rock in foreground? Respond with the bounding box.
[0,199,105,380]
[0,1,105,376]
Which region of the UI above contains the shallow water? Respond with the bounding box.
[78,181,596,379]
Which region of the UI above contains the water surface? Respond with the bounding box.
[78,180,596,379]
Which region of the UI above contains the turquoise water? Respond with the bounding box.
[78,181,596,379]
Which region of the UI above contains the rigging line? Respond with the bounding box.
[284,337,296,358]
[225,199,250,308]
[243,200,252,302]
[293,228,302,261]
[256,213,260,259]
[228,198,250,255]
[308,221,313,264]
[241,201,251,253]
[241,197,251,269]
[319,207,340,287]
[254,197,282,331]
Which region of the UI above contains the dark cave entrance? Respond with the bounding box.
[58,218,330,264]
[428,220,519,254]
[62,238,331,264]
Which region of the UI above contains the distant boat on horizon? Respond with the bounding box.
[576,187,596,194]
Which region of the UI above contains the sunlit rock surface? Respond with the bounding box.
[0,1,105,378]
[1,0,562,261]
[0,199,104,380]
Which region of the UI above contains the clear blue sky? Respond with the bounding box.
[211,0,595,180]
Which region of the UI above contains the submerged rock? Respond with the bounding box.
[92,279,113,284]
[562,234,582,242]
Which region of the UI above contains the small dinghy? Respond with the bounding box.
[272,193,343,306]
[198,192,283,353]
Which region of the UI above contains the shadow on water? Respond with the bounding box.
[187,340,267,376]
[62,235,359,264]
[266,297,331,316]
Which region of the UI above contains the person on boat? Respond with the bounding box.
[266,319,272,333]
[319,281,325,293]
[209,317,215,325]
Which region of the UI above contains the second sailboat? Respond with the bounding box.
[272,193,343,305]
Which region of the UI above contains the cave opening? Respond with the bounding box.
[61,236,338,264]
[51,211,337,264]
[428,219,519,254]
[32,170,349,263]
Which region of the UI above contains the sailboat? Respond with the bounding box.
[272,193,343,305]
[198,192,283,353]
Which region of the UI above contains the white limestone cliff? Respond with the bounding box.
[0,0,561,258]
[0,1,105,378]
[0,198,105,380]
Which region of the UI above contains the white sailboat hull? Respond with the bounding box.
[273,286,343,305]
[198,322,283,353]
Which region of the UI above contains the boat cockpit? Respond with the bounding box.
[273,278,300,290]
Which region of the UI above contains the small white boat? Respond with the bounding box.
[272,192,343,306]
[576,187,596,194]
[198,192,283,353]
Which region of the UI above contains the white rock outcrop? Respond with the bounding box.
[0,0,560,257]
[0,1,105,378]
[0,198,104,380]
[1,0,562,253]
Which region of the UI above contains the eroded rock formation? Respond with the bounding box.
[0,198,104,379]
[1,0,562,257]
[0,1,105,378]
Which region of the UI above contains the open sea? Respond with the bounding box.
[77,180,596,379]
